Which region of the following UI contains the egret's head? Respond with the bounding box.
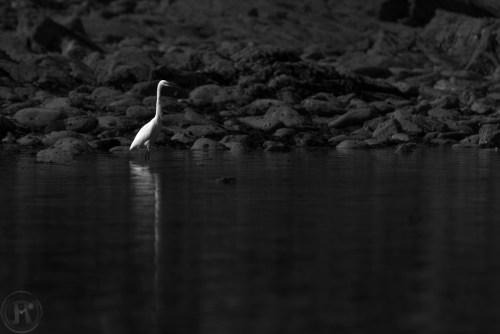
[159,80,175,87]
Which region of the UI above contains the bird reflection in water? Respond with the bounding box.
[129,162,161,323]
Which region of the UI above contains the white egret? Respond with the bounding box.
[130,80,176,161]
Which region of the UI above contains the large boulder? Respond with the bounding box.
[36,137,93,163]
[14,108,63,131]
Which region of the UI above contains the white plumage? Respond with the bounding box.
[130,80,175,161]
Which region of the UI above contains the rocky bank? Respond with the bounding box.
[2,0,500,162]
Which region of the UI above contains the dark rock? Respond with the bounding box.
[14,108,63,130]
[184,109,214,125]
[238,105,304,131]
[95,47,155,86]
[98,116,133,130]
[273,128,296,139]
[294,132,321,147]
[17,9,102,53]
[336,139,368,149]
[452,143,480,149]
[479,124,500,147]
[126,105,151,120]
[42,131,84,146]
[42,97,80,116]
[183,125,227,138]
[36,137,93,163]
[461,134,480,145]
[220,134,251,147]
[17,134,42,146]
[263,140,290,152]
[391,133,410,142]
[373,119,401,140]
[364,138,387,148]
[64,115,97,133]
[301,98,345,116]
[222,142,248,153]
[471,99,495,115]
[88,138,121,151]
[191,138,227,150]
[0,115,17,138]
[395,143,421,154]
[189,84,224,107]
[421,10,496,73]
[427,108,459,120]
[328,107,377,128]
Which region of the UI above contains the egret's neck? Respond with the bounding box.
[155,84,162,120]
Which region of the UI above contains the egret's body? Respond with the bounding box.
[130,80,174,161]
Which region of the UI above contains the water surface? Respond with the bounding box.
[1,148,500,333]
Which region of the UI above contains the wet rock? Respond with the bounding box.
[64,115,98,133]
[336,139,368,149]
[236,99,285,116]
[14,108,63,131]
[36,137,93,163]
[328,107,377,128]
[184,109,214,125]
[42,97,80,117]
[98,116,132,130]
[370,101,394,114]
[171,132,196,145]
[191,138,227,150]
[461,134,480,145]
[88,138,121,151]
[17,134,42,146]
[263,140,290,152]
[471,99,495,115]
[223,142,248,153]
[391,133,410,142]
[109,146,130,155]
[238,105,304,131]
[328,134,348,146]
[452,143,480,149]
[372,119,401,140]
[219,134,250,146]
[105,96,141,112]
[189,84,224,107]
[422,10,495,73]
[294,132,321,147]
[91,87,123,109]
[364,138,387,148]
[395,143,421,154]
[479,124,500,147]
[126,105,151,120]
[301,98,344,116]
[427,108,459,120]
[429,95,459,109]
[273,128,296,139]
[42,131,84,146]
[183,124,227,138]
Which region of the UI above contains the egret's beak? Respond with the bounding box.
[161,81,179,88]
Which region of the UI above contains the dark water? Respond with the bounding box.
[1,148,500,334]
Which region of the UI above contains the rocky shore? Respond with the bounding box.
[2,0,500,163]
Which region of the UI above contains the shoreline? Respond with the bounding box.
[1,2,500,163]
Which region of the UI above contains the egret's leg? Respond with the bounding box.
[145,144,150,161]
